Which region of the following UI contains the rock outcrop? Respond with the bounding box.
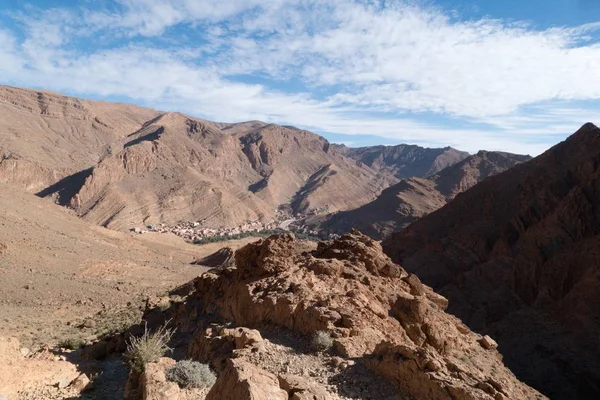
[0,337,82,399]
[191,247,235,268]
[206,359,288,400]
[319,151,530,239]
[383,123,600,399]
[152,232,543,399]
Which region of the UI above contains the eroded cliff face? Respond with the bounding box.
[0,85,159,192]
[383,123,600,399]
[122,232,544,400]
[319,151,530,240]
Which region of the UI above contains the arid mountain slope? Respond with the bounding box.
[0,85,160,192]
[335,143,470,179]
[0,86,396,231]
[0,182,259,349]
[320,151,530,239]
[383,123,600,399]
[66,113,395,230]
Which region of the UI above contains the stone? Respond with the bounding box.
[70,373,91,392]
[479,335,498,350]
[57,378,70,389]
[206,359,287,400]
[278,374,332,400]
[125,357,180,400]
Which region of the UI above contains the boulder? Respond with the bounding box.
[479,335,498,350]
[206,359,287,400]
[70,373,92,392]
[278,374,333,400]
[128,357,181,400]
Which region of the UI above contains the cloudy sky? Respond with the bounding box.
[1,0,600,154]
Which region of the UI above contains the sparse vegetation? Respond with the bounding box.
[125,323,175,372]
[191,229,324,244]
[459,354,474,366]
[58,337,85,350]
[192,229,284,244]
[166,360,216,388]
[312,330,334,352]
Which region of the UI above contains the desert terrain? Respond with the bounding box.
[0,85,590,400]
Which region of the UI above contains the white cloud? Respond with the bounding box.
[1,0,600,155]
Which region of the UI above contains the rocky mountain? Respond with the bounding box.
[319,151,530,239]
[335,143,470,179]
[0,85,160,193]
[87,231,544,400]
[0,86,396,231]
[383,123,600,399]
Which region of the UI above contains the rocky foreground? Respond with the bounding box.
[72,231,544,400]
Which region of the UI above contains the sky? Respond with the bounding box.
[1,1,600,154]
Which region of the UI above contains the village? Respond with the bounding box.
[131,207,332,243]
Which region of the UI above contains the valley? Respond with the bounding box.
[0,84,595,400]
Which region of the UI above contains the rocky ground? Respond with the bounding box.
[72,231,545,400]
[0,183,259,399]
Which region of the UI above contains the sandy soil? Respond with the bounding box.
[0,183,257,348]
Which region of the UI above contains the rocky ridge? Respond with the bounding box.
[115,231,544,400]
[335,144,470,179]
[0,85,159,193]
[318,151,530,239]
[383,123,600,399]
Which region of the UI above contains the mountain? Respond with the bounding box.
[335,143,470,179]
[318,150,531,239]
[0,86,397,230]
[382,123,600,399]
[67,114,396,230]
[0,85,160,192]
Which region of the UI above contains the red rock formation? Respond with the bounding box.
[383,123,600,399]
[178,232,544,399]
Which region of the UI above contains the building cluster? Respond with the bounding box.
[131,206,331,242]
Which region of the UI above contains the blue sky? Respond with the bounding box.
[1,0,600,154]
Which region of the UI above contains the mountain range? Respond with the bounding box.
[0,85,488,232]
[333,143,470,179]
[317,150,531,239]
[4,84,594,400]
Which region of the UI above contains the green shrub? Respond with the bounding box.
[166,360,216,388]
[312,331,334,352]
[58,337,85,350]
[125,323,175,372]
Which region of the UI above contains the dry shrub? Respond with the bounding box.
[312,330,334,352]
[125,323,175,372]
[166,360,216,388]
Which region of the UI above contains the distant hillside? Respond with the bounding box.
[383,123,600,399]
[318,150,531,239]
[334,143,470,179]
[0,86,397,230]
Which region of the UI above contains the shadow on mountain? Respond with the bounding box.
[36,167,93,205]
